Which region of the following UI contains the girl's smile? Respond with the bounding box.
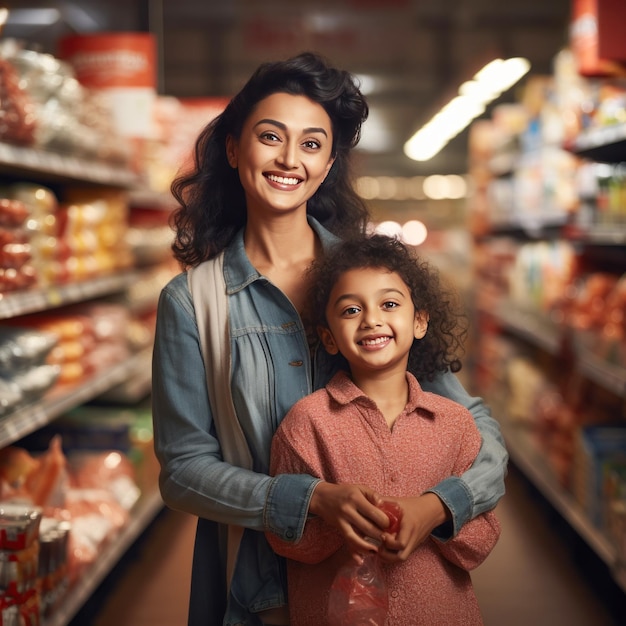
[319,267,428,378]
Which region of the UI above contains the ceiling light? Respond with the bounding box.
[402,220,428,246]
[404,57,530,162]
[4,8,60,26]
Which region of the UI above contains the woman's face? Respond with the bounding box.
[226,92,335,217]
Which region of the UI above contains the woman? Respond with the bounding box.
[152,51,508,626]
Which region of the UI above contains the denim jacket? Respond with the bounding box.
[152,217,508,625]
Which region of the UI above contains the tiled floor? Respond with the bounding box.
[71,465,625,626]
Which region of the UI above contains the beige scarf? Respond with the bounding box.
[187,252,250,589]
[187,253,290,625]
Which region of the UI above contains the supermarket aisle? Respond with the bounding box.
[72,464,625,626]
[473,465,622,626]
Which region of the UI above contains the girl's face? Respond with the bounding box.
[319,267,428,378]
[226,92,335,217]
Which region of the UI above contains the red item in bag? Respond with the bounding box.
[327,553,388,625]
[378,500,402,534]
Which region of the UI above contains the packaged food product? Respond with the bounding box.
[0,504,42,552]
[0,327,58,376]
[0,53,37,146]
[0,540,39,596]
[0,379,21,417]
[8,363,60,403]
[0,266,37,292]
[38,517,70,618]
[0,243,31,269]
[0,200,29,228]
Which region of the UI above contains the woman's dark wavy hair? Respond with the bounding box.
[307,234,468,381]
[170,51,370,267]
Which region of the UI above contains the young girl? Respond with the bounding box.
[267,234,501,625]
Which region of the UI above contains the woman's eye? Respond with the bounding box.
[260,131,280,142]
[302,139,321,150]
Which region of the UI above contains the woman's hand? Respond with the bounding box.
[309,481,389,555]
[377,492,450,562]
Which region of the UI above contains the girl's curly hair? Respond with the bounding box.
[306,234,468,381]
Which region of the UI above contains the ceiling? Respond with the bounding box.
[2,0,573,178]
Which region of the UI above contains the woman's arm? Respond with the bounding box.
[420,370,508,538]
[151,278,315,532]
[266,400,388,559]
[432,509,500,571]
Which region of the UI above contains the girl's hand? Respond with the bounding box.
[377,493,450,562]
[309,481,389,555]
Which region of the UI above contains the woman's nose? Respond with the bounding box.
[277,141,297,168]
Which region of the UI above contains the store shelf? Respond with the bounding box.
[584,226,626,246]
[486,302,626,399]
[0,348,152,448]
[481,301,626,398]
[501,419,626,592]
[567,123,626,163]
[489,301,562,355]
[129,187,176,210]
[97,349,153,404]
[487,213,569,239]
[0,102,164,626]
[43,488,164,626]
[0,271,144,320]
[576,347,626,398]
[0,141,138,187]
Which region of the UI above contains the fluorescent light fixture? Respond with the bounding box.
[358,107,395,153]
[355,74,378,95]
[5,8,61,26]
[404,57,530,162]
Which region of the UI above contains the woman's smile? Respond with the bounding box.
[227,92,335,215]
[265,172,304,188]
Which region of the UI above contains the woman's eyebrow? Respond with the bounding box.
[253,118,328,136]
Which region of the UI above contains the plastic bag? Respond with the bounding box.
[327,552,388,626]
[327,501,402,625]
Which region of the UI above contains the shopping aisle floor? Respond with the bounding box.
[72,464,625,626]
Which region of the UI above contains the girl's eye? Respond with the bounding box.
[383,301,399,310]
[342,306,361,316]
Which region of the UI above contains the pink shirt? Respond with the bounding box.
[268,371,500,625]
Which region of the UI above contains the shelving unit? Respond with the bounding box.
[566,122,626,164]
[44,489,164,626]
[0,272,143,319]
[470,109,626,594]
[500,419,626,592]
[0,142,138,187]
[0,140,164,624]
[0,348,152,448]
[481,298,626,584]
